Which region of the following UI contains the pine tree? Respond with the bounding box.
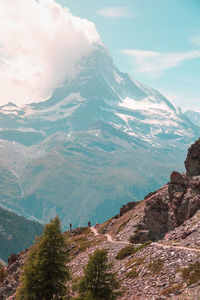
[0,262,6,285]
[16,216,70,300]
[75,249,121,300]
[16,245,41,299]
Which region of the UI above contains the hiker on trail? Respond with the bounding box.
[70,223,72,231]
[88,221,91,227]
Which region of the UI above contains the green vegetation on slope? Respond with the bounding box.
[0,207,43,261]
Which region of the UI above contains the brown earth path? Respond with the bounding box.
[90,226,129,244]
[91,226,200,253]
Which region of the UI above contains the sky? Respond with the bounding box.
[0,0,200,111]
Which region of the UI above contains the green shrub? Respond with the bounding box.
[116,245,136,260]
[116,241,151,260]
[126,268,138,279]
[182,262,200,285]
[147,259,164,274]
[160,283,182,297]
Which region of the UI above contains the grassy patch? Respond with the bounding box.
[117,219,130,234]
[160,283,182,297]
[70,236,93,255]
[147,259,164,274]
[116,245,136,260]
[78,240,93,252]
[126,268,138,279]
[125,257,145,268]
[116,242,151,260]
[79,227,92,235]
[182,262,200,285]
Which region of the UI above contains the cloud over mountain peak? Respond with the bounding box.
[0,0,101,106]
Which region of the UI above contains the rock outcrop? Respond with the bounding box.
[137,140,200,241]
[185,138,200,176]
[120,202,138,216]
[140,173,200,241]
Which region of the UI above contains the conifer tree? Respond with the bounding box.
[16,245,41,299]
[75,249,121,300]
[0,262,6,285]
[16,216,70,300]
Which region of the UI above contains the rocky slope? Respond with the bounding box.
[1,143,200,300]
[0,44,199,229]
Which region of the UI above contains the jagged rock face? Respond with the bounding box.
[139,170,200,241]
[185,138,200,176]
[143,187,169,240]
[168,172,187,228]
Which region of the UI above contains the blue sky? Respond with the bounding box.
[56,0,200,111]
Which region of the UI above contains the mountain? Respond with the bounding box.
[0,44,199,228]
[0,207,43,262]
[1,139,200,299]
[185,110,200,127]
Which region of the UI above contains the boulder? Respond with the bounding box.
[170,171,186,186]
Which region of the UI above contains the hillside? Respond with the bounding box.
[0,45,199,228]
[1,139,200,299]
[0,207,43,262]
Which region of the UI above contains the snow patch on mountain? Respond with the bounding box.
[24,92,86,121]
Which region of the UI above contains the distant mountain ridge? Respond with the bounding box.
[0,44,199,228]
[0,207,43,261]
[185,109,200,127]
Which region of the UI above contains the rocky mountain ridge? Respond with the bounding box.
[0,44,199,228]
[185,110,200,127]
[1,139,200,299]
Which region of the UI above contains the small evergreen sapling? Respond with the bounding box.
[74,249,121,300]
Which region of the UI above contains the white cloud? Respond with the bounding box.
[121,49,200,77]
[0,0,101,106]
[97,6,132,19]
